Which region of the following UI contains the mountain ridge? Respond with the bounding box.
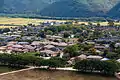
[1,0,120,18]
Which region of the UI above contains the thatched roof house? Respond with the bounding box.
[77,54,87,60]
[40,50,58,57]
[44,45,55,49]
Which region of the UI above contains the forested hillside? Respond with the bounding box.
[3,0,48,14]
[0,0,120,18]
[107,2,120,18]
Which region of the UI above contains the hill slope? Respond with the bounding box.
[3,0,49,14]
[1,0,120,17]
[40,0,120,17]
[107,2,120,18]
[40,0,97,17]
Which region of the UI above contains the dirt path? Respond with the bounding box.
[0,66,77,76]
[0,67,35,76]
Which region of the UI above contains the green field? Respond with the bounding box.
[0,66,22,73]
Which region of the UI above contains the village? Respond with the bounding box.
[0,20,120,78]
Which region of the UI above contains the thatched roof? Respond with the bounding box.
[24,45,35,50]
[40,50,56,54]
[31,41,41,46]
[87,55,103,59]
[18,42,29,45]
[12,45,23,48]
[77,54,87,59]
[44,45,55,49]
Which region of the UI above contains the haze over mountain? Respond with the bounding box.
[1,0,120,18]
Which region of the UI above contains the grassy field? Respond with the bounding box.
[0,69,116,80]
[0,66,21,73]
[78,22,120,26]
[0,17,66,28]
[0,17,120,29]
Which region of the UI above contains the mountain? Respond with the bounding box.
[107,2,120,18]
[40,0,120,17]
[40,0,96,17]
[3,0,49,14]
[3,0,63,14]
[0,0,4,12]
[1,0,120,17]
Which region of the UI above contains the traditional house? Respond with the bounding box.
[23,45,35,52]
[18,42,29,45]
[115,43,120,47]
[31,41,42,48]
[77,54,87,60]
[0,46,7,53]
[44,45,55,49]
[68,54,87,65]
[8,41,17,45]
[40,50,58,57]
[94,45,106,51]
[8,45,24,53]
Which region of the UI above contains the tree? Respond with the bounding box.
[50,57,67,67]
[109,42,116,51]
[88,22,93,26]
[108,21,114,26]
[92,30,103,39]
[2,28,10,33]
[89,48,97,55]
[46,30,53,35]
[39,30,46,38]
[64,44,79,57]
[78,37,84,43]
[63,32,70,38]
[103,49,109,57]
[97,22,100,27]
[106,52,118,59]
[74,60,120,75]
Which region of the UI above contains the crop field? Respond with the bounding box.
[0,17,120,29]
[78,22,120,26]
[0,17,66,28]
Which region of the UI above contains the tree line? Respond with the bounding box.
[74,60,120,76]
[0,54,66,68]
[0,53,120,76]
